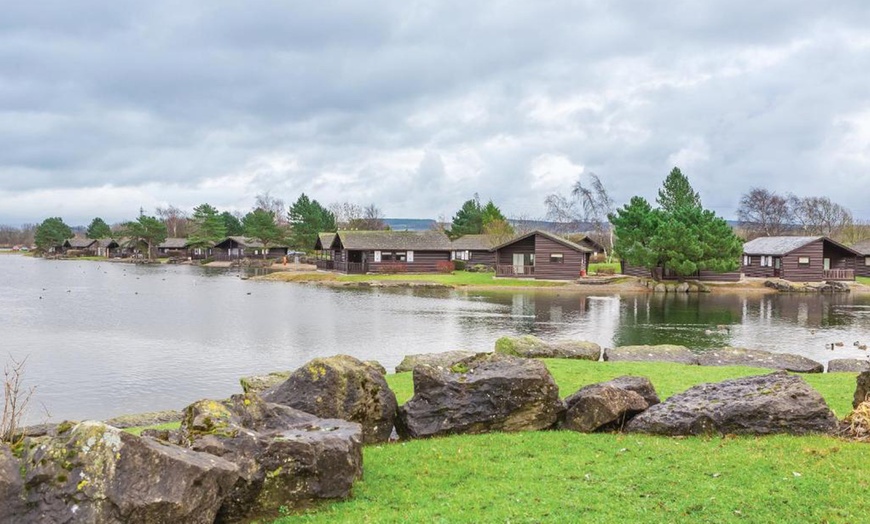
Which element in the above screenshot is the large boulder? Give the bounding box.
[262,354,398,444]
[395,350,478,373]
[697,347,823,373]
[495,335,601,360]
[396,353,563,439]
[854,371,870,408]
[563,376,659,432]
[0,444,24,522]
[829,359,870,373]
[626,372,838,436]
[180,394,363,522]
[604,344,699,365]
[16,421,239,524]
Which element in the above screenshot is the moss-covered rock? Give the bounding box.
[495,335,600,360]
[239,371,292,395]
[604,344,699,365]
[13,421,239,523]
[262,355,398,444]
[396,353,564,439]
[394,350,478,373]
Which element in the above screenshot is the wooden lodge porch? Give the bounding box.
[495,264,535,277]
[824,268,854,281]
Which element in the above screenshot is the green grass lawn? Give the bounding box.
[857,276,870,286]
[337,270,566,287]
[266,360,864,523]
[588,261,621,275]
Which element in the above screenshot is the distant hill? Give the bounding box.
[383,218,439,231]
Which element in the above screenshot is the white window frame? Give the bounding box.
[743,255,750,266]
[374,250,382,262]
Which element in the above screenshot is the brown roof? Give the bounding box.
[490,230,593,253]
[450,234,497,251]
[332,230,452,251]
[743,236,862,257]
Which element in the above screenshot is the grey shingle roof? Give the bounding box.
[450,234,497,251]
[742,236,821,256]
[334,230,452,250]
[158,238,189,249]
[490,230,593,253]
[64,238,97,249]
[851,240,870,255]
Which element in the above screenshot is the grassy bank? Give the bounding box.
[268,360,862,523]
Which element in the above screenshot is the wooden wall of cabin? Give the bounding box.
[781,240,824,281]
[495,236,535,265]
[533,236,586,280]
[742,255,776,278]
[468,250,496,268]
[365,250,450,273]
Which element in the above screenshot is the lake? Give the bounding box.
[3,254,870,424]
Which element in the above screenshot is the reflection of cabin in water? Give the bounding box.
[742,236,859,281]
[213,236,289,261]
[491,230,592,280]
[319,230,453,274]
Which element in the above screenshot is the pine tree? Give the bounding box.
[86,217,112,239]
[188,204,226,249]
[656,167,701,212]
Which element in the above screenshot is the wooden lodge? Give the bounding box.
[62,237,98,255]
[157,238,191,258]
[313,233,338,270]
[449,234,497,268]
[742,236,860,281]
[490,230,592,280]
[320,230,453,274]
[851,240,870,278]
[213,236,289,261]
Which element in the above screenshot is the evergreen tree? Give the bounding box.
[121,215,167,260]
[287,193,336,249]
[220,211,244,236]
[34,217,73,251]
[86,217,112,239]
[188,204,226,249]
[242,209,285,258]
[449,195,510,238]
[608,197,662,273]
[656,167,701,212]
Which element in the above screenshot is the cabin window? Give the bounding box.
[407,251,414,262]
[394,251,407,262]
[374,251,382,262]
[743,255,750,266]
[798,256,810,265]
[866,256,870,267]
[452,250,470,261]
[550,253,564,263]
[381,251,393,261]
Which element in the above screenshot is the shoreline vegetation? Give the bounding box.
[114,359,865,523]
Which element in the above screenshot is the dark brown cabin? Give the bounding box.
[327,230,453,274]
[450,234,497,269]
[851,240,870,278]
[742,236,860,281]
[62,237,98,255]
[157,238,191,258]
[213,236,289,261]
[491,230,592,280]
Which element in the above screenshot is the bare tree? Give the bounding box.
[255,192,287,225]
[2,355,35,444]
[788,194,853,239]
[838,218,870,246]
[328,202,363,229]
[737,187,792,239]
[545,173,615,260]
[329,201,387,230]
[155,204,189,238]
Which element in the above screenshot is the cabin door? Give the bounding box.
[512,253,525,275]
[824,258,831,271]
[774,257,781,277]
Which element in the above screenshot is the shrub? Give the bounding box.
[590,254,607,264]
[435,260,454,273]
[468,264,490,273]
[595,267,616,275]
[453,260,467,271]
[381,262,409,274]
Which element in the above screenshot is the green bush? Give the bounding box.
[453,260,467,270]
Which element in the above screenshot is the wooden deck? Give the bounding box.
[334,261,367,274]
[824,268,854,281]
[495,264,535,277]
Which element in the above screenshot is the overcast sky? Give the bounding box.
[2,1,869,226]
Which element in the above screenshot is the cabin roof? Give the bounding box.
[332,230,452,251]
[490,230,593,253]
[850,240,870,255]
[743,236,861,256]
[214,236,265,249]
[64,237,97,248]
[315,232,336,250]
[96,238,119,248]
[158,237,189,249]
[450,234,497,251]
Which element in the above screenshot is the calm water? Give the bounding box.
[3,254,870,424]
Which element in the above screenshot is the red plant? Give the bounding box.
[435,260,455,273]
